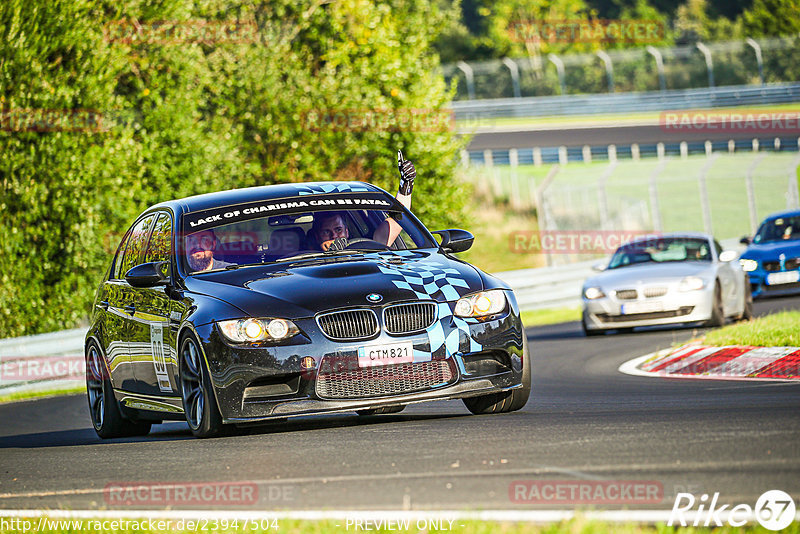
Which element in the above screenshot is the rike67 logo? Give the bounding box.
[669,490,796,530]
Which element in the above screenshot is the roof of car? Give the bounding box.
[624,232,712,245]
[150,181,388,214]
[763,208,800,221]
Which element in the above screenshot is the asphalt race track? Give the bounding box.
[1,296,798,512]
[466,123,778,151]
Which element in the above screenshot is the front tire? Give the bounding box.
[704,281,724,327]
[738,276,753,321]
[179,334,226,438]
[582,312,604,336]
[86,342,151,439]
[463,335,531,415]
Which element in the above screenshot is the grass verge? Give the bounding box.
[703,310,800,347]
[0,385,85,405]
[520,307,582,327]
[457,200,545,273]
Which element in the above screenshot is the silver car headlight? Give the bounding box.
[678,276,706,292]
[454,290,507,318]
[583,286,605,300]
[218,318,299,343]
[739,258,758,272]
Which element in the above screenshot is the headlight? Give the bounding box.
[739,258,758,272]
[218,318,299,343]
[583,287,605,300]
[454,290,507,318]
[678,276,706,292]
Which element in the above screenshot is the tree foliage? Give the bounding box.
[0,0,467,336]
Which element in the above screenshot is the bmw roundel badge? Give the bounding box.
[366,293,383,303]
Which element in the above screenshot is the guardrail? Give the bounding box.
[0,328,85,396]
[451,82,800,120]
[495,261,594,311]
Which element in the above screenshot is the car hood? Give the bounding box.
[183,250,484,318]
[585,261,715,288]
[741,240,800,261]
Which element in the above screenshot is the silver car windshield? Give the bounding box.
[607,237,712,270]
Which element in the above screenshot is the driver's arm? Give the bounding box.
[373,158,415,246]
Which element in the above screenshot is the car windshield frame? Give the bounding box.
[606,237,713,270]
[753,215,800,244]
[178,193,437,275]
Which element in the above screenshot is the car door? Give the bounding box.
[132,211,179,397]
[100,228,137,391]
[116,213,157,394]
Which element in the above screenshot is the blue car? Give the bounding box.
[739,209,800,298]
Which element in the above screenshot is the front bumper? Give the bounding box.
[583,286,714,330]
[192,296,526,423]
[747,269,800,298]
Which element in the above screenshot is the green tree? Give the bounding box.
[0,0,466,337]
[742,0,800,37]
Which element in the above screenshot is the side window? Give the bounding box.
[713,240,723,258]
[119,215,155,279]
[110,229,133,280]
[145,213,173,264]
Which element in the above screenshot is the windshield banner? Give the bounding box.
[183,193,394,232]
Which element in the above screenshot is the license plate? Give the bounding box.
[766,271,800,285]
[621,301,664,315]
[358,341,415,368]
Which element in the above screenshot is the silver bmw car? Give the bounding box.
[582,233,752,335]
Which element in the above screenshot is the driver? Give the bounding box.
[310,155,416,251]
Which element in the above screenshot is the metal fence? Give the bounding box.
[464,148,800,266]
[452,82,800,119]
[443,36,800,101]
[442,36,800,100]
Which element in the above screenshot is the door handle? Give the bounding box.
[124,305,136,315]
[97,301,109,310]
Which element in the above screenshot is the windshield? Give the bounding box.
[607,237,712,270]
[181,204,435,274]
[754,215,800,244]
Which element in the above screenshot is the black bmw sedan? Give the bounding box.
[86,182,530,438]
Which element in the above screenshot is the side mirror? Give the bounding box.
[432,229,474,253]
[739,236,751,245]
[126,261,170,288]
[591,260,607,272]
[719,250,738,263]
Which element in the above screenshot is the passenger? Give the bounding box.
[185,229,233,272]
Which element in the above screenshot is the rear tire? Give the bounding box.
[704,281,724,327]
[179,334,226,438]
[86,342,151,439]
[356,405,405,416]
[463,335,531,415]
